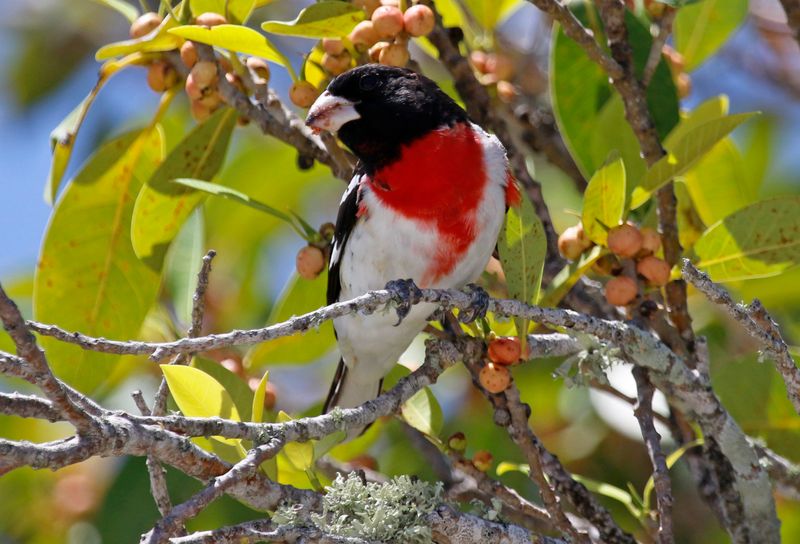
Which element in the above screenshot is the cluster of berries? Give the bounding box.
[469,50,518,103]
[447,432,493,472]
[132,12,270,122]
[289,0,435,109]
[477,334,529,394]
[559,222,671,307]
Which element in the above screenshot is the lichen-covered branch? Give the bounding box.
[683,260,800,416]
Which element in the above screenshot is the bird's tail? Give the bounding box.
[323,359,382,414]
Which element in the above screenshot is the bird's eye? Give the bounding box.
[358,74,380,91]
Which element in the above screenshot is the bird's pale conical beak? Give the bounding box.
[305,91,361,133]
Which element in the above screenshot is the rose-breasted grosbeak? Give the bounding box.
[306,64,519,415]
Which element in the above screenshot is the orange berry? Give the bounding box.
[195,12,227,27]
[246,57,271,82]
[470,51,489,74]
[180,41,198,69]
[676,72,692,99]
[185,74,204,100]
[479,362,511,394]
[496,80,517,103]
[322,51,352,76]
[296,245,326,279]
[605,276,638,306]
[368,41,390,62]
[350,454,379,471]
[289,81,320,108]
[322,38,345,56]
[486,53,514,81]
[488,337,522,365]
[349,20,380,50]
[607,224,643,258]
[640,227,662,255]
[146,61,177,93]
[558,224,592,261]
[637,256,671,286]
[473,450,493,472]
[403,4,435,37]
[191,60,218,88]
[371,6,404,40]
[190,100,213,122]
[130,12,161,39]
[379,42,409,67]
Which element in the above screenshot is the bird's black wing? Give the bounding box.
[327,174,362,306]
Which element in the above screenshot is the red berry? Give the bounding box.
[605,276,638,306]
[487,337,522,365]
[479,362,511,394]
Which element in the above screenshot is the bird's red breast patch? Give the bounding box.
[366,123,488,285]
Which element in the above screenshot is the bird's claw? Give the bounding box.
[458,283,490,323]
[386,278,422,326]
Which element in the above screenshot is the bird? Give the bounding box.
[305,64,520,418]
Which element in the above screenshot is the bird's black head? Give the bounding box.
[305,64,468,170]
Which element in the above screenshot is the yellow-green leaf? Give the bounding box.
[683,138,756,225]
[244,272,335,368]
[96,15,182,60]
[277,411,314,471]
[401,387,443,438]
[45,54,142,204]
[192,356,253,421]
[674,0,748,71]
[168,24,288,67]
[498,194,546,335]
[694,197,800,282]
[582,155,626,245]
[162,364,242,447]
[34,128,164,393]
[631,112,758,208]
[132,107,237,269]
[674,179,705,251]
[251,371,270,424]
[261,1,364,38]
[163,208,206,327]
[665,95,729,148]
[189,0,256,24]
[461,0,520,29]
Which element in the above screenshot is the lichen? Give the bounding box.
[273,472,444,543]
[553,336,622,387]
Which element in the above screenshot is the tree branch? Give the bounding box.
[779,0,800,46]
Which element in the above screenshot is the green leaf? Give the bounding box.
[132,108,237,269]
[34,128,164,393]
[674,179,705,250]
[189,0,256,24]
[251,371,270,424]
[161,364,241,447]
[243,272,335,368]
[674,0,748,71]
[496,461,529,476]
[666,95,729,148]
[91,0,138,23]
[683,138,756,225]
[170,178,307,238]
[539,246,604,308]
[694,197,800,282]
[461,0,521,29]
[498,194,546,335]
[164,208,206,327]
[631,112,758,208]
[45,55,141,204]
[168,24,289,68]
[582,156,626,245]
[551,6,678,178]
[401,387,443,438]
[96,15,182,60]
[261,1,364,38]
[192,356,254,421]
[571,474,641,518]
[277,411,314,471]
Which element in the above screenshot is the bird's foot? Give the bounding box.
[386,278,423,326]
[458,283,490,323]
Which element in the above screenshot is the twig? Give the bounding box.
[683,260,800,416]
[133,390,176,522]
[144,437,285,543]
[632,368,673,543]
[0,391,61,421]
[0,283,96,433]
[169,521,376,544]
[643,8,677,86]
